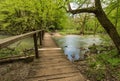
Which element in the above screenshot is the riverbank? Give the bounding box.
[52,32,120,81]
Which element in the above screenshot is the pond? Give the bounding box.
[54,35,102,62]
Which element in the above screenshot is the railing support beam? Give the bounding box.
[33,33,39,58]
[39,31,42,46]
[42,30,45,40]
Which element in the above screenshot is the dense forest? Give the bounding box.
[0,0,120,81]
[0,0,120,51]
[0,0,120,35]
[0,0,68,35]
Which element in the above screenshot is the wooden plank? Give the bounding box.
[28,66,79,78]
[0,30,41,49]
[48,74,85,81]
[25,33,85,81]
[38,48,62,51]
[27,72,81,81]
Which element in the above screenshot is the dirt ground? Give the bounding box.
[0,61,32,81]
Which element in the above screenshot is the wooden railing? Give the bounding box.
[0,30,45,59]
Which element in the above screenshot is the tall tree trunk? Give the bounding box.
[95,0,120,53]
[80,14,87,35]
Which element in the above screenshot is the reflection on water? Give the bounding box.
[56,35,102,62]
[64,47,80,62]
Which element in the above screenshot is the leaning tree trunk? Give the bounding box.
[67,0,120,53]
[95,10,120,53]
[95,0,120,53]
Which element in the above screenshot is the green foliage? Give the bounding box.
[59,29,79,35]
[0,48,18,58]
[100,34,113,45]
[87,49,120,80]
[105,0,120,34]
[0,0,68,35]
[61,0,120,35]
[0,37,34,58]
[87,67,105,81]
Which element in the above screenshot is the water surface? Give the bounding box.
[55,35,102,61]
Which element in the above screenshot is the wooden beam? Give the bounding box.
[33,33,39,58]
[0,30,41,49]
[39,31,42,46]
[42,30,45,40]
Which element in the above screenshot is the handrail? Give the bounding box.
[0,30,45,58]
[0,30,40,48]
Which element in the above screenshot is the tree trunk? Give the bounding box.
[67,0,120,53]
[95,0,120,53]
[80,14,87,35]
[95,10,120,53]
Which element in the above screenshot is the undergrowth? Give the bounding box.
[86,49,120,81]
[0,37,34,58]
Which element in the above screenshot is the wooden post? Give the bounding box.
[42,30,44,40]
[39,31,42,46]
[33,33,39,58]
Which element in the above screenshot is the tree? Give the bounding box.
[0,0,68,34]
[67,0,120,54]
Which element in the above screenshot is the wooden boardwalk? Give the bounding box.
[26,33,85,81]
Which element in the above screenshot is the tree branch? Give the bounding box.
[57,6,68,12]
[69,7,96,14]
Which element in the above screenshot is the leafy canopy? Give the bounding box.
[0,0,68,35]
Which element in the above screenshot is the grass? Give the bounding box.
[0,37,35,58]
[0,35,11,39]
[86,49,120,81]
[58,29,80,35]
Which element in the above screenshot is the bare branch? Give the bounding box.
[57,6,68,12]
[69,7,96,14]
[68,3,72,11]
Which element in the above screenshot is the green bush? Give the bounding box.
[87,49,120,80]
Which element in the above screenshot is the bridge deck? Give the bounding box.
[26,33,85,81]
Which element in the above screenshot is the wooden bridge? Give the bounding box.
[0,30,85,81]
